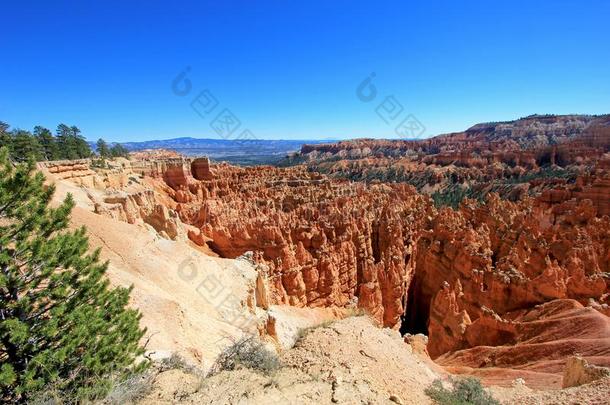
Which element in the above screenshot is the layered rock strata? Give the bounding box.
[50,114,610,387]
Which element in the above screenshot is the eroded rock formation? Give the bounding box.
[50,113,610,387]
[413,195,610,358]
[562,356,610,388]
[285,114,610,205]
[118,152,609,387]
[165,164,433,327]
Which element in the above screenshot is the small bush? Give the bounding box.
[159,353,189,371]
[425,377,499,405]
[90,158,108,169]
[27,371,155,405]
[102,371,156,405]
[209,336,279,375]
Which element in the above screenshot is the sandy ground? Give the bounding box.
[140,316,442,404]
[49,174,264,367]
[141,316,610,404]
[490,377,610,404]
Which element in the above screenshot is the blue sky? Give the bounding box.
[1,1,609,142]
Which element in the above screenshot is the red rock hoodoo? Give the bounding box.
[87,114,610,387]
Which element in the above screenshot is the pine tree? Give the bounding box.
[96,138,110,158]
[33,126,59,161]
[0,122,10,151]
[70,126,92,159]
[110,144,129,158]
[0,148,147,402]
[56,124,91,160]
[55,124,75,159]
[9,130,43,162]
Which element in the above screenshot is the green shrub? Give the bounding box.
[90,158,108,169]
[425,377,499,405]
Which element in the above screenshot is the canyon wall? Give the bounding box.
[51,114,610,387]
[121,156,609,382]
[415,195,610,361]
[161,164,433,327]
[287,114,610,206]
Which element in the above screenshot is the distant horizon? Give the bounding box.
[11,111,609,144]
[117,136,341,143]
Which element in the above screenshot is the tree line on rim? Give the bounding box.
[0,121,129,162]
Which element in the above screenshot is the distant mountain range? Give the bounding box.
[90,137,334,166]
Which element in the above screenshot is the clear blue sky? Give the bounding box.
[1,0,609,142]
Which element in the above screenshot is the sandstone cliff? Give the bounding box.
[285,114,610,206]
[40,114,610,388]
